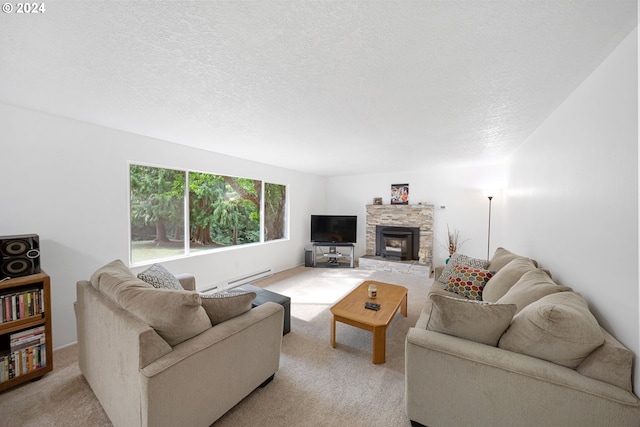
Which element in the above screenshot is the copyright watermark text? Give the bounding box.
[3,2,46,13]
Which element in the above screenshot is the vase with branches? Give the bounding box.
[446,225,470,260]
[447,225,459,257]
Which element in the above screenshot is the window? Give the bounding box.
[129,164,287,264]
[130,165,186,263]
[264,182,287,241]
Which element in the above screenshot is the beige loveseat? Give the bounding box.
[405,248,640,427]
[75,260,284,427]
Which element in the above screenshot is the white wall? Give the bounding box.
[326,28,639,391]
[0,103,326,348]
[325,164,508,266]
[505,28,639,388]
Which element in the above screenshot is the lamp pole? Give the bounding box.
[487,196,493,260]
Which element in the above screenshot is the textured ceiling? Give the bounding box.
[0,1,636,176]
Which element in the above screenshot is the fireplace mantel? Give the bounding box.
[365,204,434,265]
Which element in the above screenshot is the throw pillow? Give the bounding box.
[116,286,212,346]
[426,294,516,346]
[90,259,131,289]
[90,259,152,302]
[498,292,605,369]
[200,290,257,326]
[444,264,494,301]
[496,269,572,313]
[486,247,538,272]
[438,252,488,284]
[576,329,634,393]
[137,264,183,290]
[481,258,537,303]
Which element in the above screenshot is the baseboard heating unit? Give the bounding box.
[201,268,273,293]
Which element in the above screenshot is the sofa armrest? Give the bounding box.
[405,327,640,426]
[142,302,283,376]
[175,273,196,291]
[75,280,174,426]
[139,302,284,426]
[433,265,444,281]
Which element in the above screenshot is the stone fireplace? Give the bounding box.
[364,204,434,266]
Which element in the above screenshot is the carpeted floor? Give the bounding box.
[0,266,432,426]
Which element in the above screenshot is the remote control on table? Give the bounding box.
[364,302,380,310]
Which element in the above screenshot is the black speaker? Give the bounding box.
[0,234,41,280]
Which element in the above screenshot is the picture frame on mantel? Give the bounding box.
[391,183,409,205]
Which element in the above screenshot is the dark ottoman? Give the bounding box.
[237,284,291,335]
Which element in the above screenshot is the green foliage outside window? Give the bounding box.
[130,164,286,264]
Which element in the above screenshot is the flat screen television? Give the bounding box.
[310,215,357,244]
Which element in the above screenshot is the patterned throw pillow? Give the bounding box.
[438,252,488,284]
[444,264,494,301]
[137,264,183,290]
[200,290,257,325]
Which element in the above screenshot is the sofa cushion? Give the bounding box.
[486,247,538,272]
[90,259,153,300]
[137,264,183,290]
[200,290,257,326]
[438,252,488,284]
[427,294,516,346]
[116,286,212,346]
[498,292,605,368]
[482,258,537,302]
[496,269,572,313]
[444,264,494,301]
[576,328,634,393]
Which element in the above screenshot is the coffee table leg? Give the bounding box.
[331,315,336,348]
[401,293,408,317]
[372,326,386,364]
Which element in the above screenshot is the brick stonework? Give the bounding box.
[365,204,434,265]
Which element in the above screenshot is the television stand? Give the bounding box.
[312,243,355,268]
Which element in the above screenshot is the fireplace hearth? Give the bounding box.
[376,225,420,261]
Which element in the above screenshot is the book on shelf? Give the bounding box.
[0,288,44,323]
[0,344,46,382]
[0,325,47,383]
[10,325,46,350]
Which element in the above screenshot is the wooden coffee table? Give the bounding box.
[330,280,408,364]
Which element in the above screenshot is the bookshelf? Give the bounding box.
[0,271,53,391]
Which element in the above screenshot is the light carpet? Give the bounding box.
[0,266,432,427]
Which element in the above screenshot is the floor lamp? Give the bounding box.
[486,195,493,260]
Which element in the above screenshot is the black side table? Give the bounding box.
[236,284,291,335]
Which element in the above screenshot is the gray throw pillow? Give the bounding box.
[576,328,634,392]
[116,287,212,346]
[90,259,152,301]
[438,253,488,284]
[496,269,572,313]
[200,291,257,326]
[481,258,537,302]
[426,294,516,346]
[498,292,605,368]
[486,247,538,271]
[137,264,183,290]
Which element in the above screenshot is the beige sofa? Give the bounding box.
[405,248,640,427]
[75,260,284,427]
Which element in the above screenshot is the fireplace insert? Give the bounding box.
[375,225,420,261]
